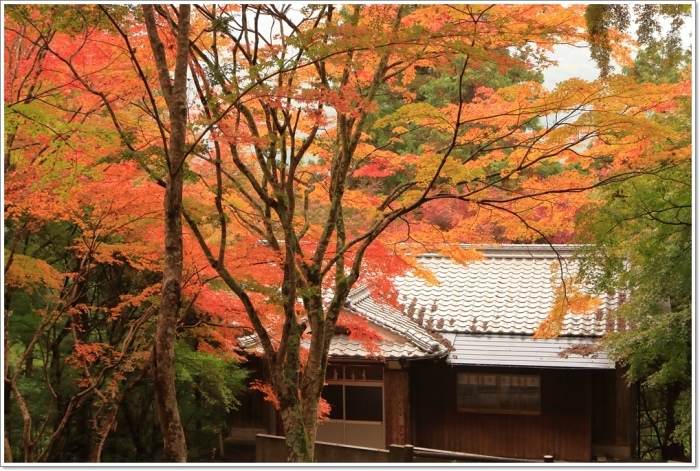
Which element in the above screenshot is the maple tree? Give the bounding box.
[163,4,688,461]
[4,11,145,462]
[3,5,247,462]
[4,7,153,461]
[4,4,692,463]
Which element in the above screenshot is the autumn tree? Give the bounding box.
[5,4,690,463]
[163,4,684,461]
[3,6,165,461]
[4,5,247,462]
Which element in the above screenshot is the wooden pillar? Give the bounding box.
[384,369,411,446]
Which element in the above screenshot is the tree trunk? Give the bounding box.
[4,432,12,463]
[87,404,120,462]
[279,403,314,462]
[277,381,324,462]
[142,4,191,462]
[4,296,12,463]
[152,176,188,461]
[10,381,33,462]
[661,383,685,461]
[273,344,327,462]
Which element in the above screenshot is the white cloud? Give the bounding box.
[543,44,599,90]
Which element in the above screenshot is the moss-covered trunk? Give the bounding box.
[270,321,327,463]
[279,404,314,462]
[276,381,324,462]
[142,4,191,462]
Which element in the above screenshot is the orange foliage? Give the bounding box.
[534,275,601,339]
[338,312,383,358]
[4,4,690,453]
[249,380,331,424]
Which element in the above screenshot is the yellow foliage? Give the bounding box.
[4,251,63,292]
[534,274,600,339]
[437,245,484,266]
[404,258,441,286]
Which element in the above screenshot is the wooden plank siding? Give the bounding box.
[227,357,275,433]
[410,362,594,462]
[591,368,636,459]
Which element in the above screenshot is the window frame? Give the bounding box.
[456,372,541,415]
[322,363,385,424]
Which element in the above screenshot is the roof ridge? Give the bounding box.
[415,244,580,260]
[346,285,372,304]
[345,295,448,356]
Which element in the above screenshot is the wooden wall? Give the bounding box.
[410,362,594,462]
[227,357,277,437]
[591,368,636,459]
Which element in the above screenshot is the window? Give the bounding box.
[457,373,540,414]
[317,363,385,448]
[322,364,384,422]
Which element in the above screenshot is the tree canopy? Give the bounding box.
[3,3,693,463]
[576,37,692,460]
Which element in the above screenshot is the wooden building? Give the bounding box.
[230,245,637,462]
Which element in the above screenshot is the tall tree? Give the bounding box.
[4,5,249,463]
[141,4,192,462]
[3,6,165,461]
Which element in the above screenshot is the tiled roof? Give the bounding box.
[443,333,615,369]
[344,286,449,355]
[352,244,624,338]
[312,335,432,359]
[236,286,449,360]
[239,245,624,364]
[237,334,260,350]
[239,332,438,360]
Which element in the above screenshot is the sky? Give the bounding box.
[543,44,599,89]
[543,6,695,89]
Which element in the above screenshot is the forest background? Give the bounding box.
[2,3,692,463]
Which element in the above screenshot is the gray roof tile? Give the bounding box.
[345,286,449,355]
[316,335,429,359]
[351,244,622,338]
[446,334,615,369]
